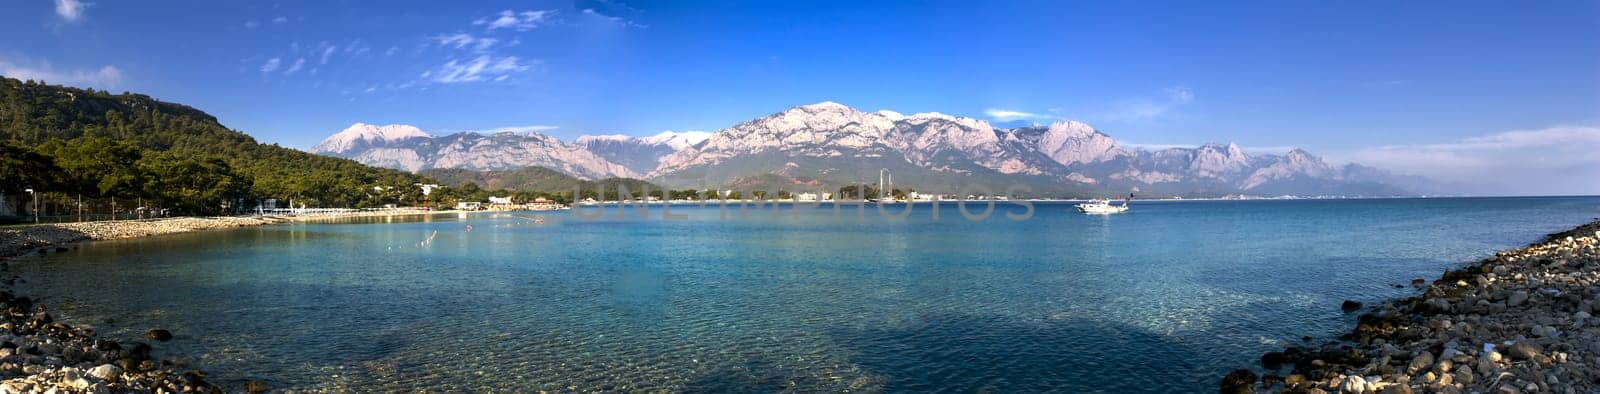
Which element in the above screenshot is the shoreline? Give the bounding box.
[0,209,447,259]
[1223,220,1600,393]
[0,210,446,392]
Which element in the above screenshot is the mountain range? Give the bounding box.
[309,102,1420,197]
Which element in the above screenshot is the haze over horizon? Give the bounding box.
[2,0,1596,195]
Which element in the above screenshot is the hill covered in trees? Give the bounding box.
[0,77,429,214]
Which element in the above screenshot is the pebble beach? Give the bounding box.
[1224,220,1600,394]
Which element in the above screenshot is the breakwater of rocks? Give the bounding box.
[1223,220,1600,394]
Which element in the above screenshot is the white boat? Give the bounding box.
[1076,193,1133,214]
[874,168,899,203]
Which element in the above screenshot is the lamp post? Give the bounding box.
[24,188,37,224]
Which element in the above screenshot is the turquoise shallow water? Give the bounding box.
[13,197,1600,392]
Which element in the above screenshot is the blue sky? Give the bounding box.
[3,1,1598,192]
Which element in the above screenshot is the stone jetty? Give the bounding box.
[1224,220,1600,393]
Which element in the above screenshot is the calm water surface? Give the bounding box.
[14,197,1600,392]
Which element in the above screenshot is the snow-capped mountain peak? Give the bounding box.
[903,111,990,131]
[641,130,712,150]
[310,123,430,154]
[797,101,852,111]
[874,110,906,121]
[574,134,632,144]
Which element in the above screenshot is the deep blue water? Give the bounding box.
[14,197,1600,392]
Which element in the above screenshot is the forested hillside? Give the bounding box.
[0,77,429,214]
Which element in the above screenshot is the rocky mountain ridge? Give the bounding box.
[309,102,1419,196]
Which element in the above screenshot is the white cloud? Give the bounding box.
[54,0,87,22]
[1103,86,1195,122]
[283,58,304,75]
[1165,86,1194,104]
[1340,125,1600,195]
[427,55,533,83]
[476,10,554,31]
[318,44,336,64]
[259,57,281,73]
[272,16,288,24]
[431,33,498,52]
[384,46,399,57]
[343,40,370,56]
[244,21,260,29]
[581,8,641,27]
[984,109,1053,122]
[0,59,122,88]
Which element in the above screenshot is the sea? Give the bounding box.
[14,197,1600,392]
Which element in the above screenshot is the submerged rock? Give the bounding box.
[1343,300,1364,311]
[245,380,270,393]
[1220,369,1256,394]
[144,329,172,342]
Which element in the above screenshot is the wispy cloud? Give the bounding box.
[581,8,643,28]
[283,58,305,75]
[1165,86,1193,104]
[343,40,370,56]
[474,10,555,31]
[54,0,87,22]
[1340,125,1600,195]
[244,20,260,29]
[0,58,122,88]
[1103,86,1194,122]
[272,16,288,24]
[423,55,533,83]
[259,57,281,73]
[431,33,498,52]
[984,109,1053,122]
[318,43,336,64]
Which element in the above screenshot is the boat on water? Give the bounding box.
[874,168,899,203]
[1076,193,1133,214]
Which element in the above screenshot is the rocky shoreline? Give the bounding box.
[0,210,442,259]
[0,211,441,393]
[0,217,285,259]
[1223,220,1600,394]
